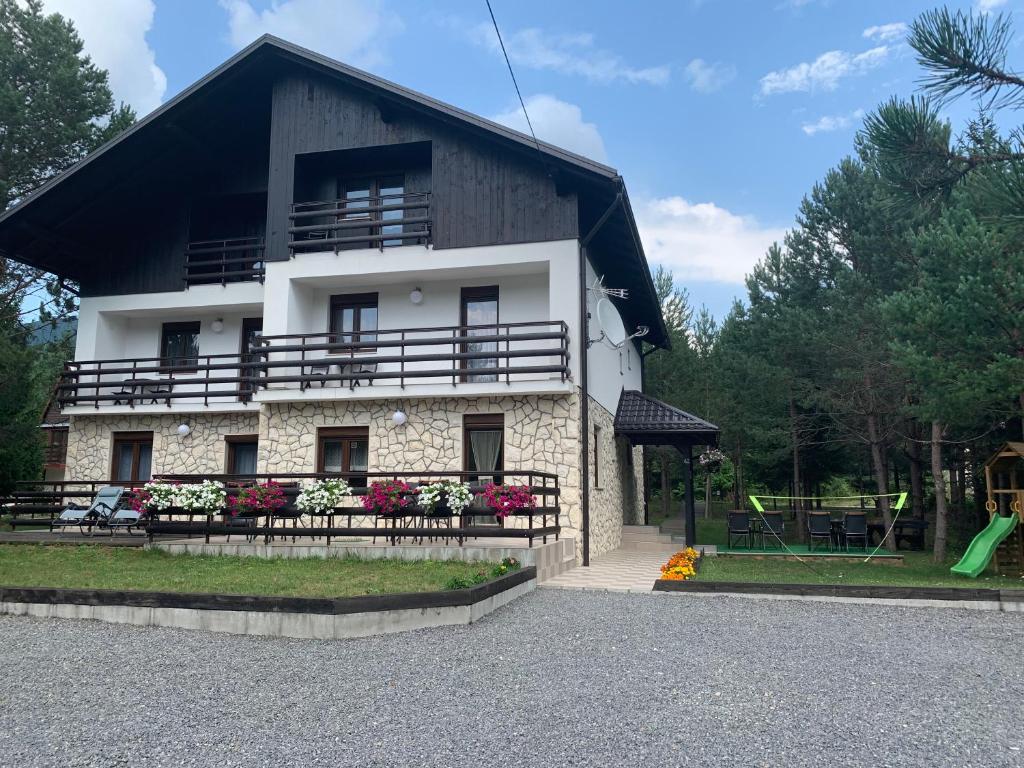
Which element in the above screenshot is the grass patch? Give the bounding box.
[696,551,1024,590]
[0,545,494,598]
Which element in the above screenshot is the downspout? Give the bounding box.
[578,189,622,566]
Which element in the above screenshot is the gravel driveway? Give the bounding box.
[1,591,1022,768]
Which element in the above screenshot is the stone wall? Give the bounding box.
[258,394,583,543]
[65,412,261,481]
[587,397,644,558]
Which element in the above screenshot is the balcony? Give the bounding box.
[57,353,258,408]
[56,321,569,409]
[288,192,430,253]
[253,321,569,392]
[184,236,265,286]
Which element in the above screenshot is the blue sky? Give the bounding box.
[43,0,1022,320]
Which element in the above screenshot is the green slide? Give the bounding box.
[950,514,1019,578]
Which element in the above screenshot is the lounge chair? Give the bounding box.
[807,512,833,552]
[50,486,125,535]
[759,511,785,549]
[727,511,752,549]
[843,512,868,551]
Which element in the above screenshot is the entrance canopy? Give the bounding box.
[613,390,719,448]
[614,390,720,546]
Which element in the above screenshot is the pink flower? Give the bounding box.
[361,480,412,515]
[478,483,536,519]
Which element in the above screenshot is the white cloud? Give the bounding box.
[220,0,403,68]
[976,0,1008,12]
[863,22,907,43]
[801,108,865,136]
[491,95,607,163]
[635,197,787,284]
[43,0,166,115]
[471,24,669,85]
[684,59,736,93]
[759,46,890,96]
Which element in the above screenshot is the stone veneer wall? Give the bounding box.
[258,394,583,547]
[587,397,645,558]
[65,412,261,481]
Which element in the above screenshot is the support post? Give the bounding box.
[683,444,696,547]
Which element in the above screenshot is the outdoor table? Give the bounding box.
[114,377,174,405]
[829,519,845,547]
[748,517,764,548]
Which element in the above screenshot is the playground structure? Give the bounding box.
[951,442,1024,578]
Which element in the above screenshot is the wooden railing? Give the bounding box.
[252,320,570,390]
[56,352,258,408]
[184,236,265,286]
[288,192,430,252]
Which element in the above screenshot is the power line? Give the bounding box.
[485,0,543,158]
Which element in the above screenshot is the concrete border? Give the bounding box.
[0,567,536,639]
[654,579,1024,612]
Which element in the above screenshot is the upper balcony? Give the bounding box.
[288,192,431,254]
[184,236,265,287]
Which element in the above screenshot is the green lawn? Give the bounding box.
[697,551,1024,589]
[0,545,493,598]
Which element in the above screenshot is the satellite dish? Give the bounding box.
[596,298,626,347]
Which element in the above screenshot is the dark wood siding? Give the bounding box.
[266,72,578,261]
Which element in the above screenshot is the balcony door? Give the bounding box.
[461,286,499,383]
[239,318,262,400]
[329,293,378,357]
[337,175,405,250]
[112,432,153,483]
[464,415,504,525]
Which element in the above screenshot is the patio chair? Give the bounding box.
[50,486,125,535]
[758,511,785,549]
[727,511,752,549]
[807,512,833,552]
[843,512,869,552]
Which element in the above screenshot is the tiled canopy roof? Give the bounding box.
[613,390,719,445]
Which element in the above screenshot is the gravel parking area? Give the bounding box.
[1,591,1022,767]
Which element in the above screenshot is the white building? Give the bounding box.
[0,36,690,562]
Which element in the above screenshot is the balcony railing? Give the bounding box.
[184,236,265,286]
[55,321,569,407]
[252,320,570,391]
[56,353,258,408]
[288,192,430,253]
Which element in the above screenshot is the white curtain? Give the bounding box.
[470,429,502,481]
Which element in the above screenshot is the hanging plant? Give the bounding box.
[361,480,412,515]
[478,483,536,519]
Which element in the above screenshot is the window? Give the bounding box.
[160,321,200,371]
[464,414,504,481]
[317,427,370,487]
[226,435,259,475]
[594,426,602,488]
[330,293,378,350]
[111,432,153,482]
[337,175,406,249]
[461,286,499,383]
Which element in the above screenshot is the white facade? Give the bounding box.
[66,239,639,414]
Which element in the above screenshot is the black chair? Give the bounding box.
[759,511,785,549]
[807,512,833,552]
[843,512,868,551]
[727,511,752,549]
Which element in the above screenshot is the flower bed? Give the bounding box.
[659,547,701,581]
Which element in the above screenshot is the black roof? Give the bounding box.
[0,35,669,347]
[614,390,719,446]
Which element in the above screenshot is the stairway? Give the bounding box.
[619,525,681,553]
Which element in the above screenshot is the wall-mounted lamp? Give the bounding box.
[409,288,423,305]
[210,318,224,334]
[391,410,408,427]
[176,424,191,437]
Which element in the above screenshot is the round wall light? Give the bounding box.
[409,288,423,305]
[210,318,225,334]
[392,410,407,427]
[176,424,191,437]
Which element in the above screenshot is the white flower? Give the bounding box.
[174,480,226,512]
[296,478,352,514]
[417,480,473,514]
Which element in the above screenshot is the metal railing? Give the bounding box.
[56,353,259,408]
[184,236,265,286]
[288,192,430,252]
[252,320,570,390]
